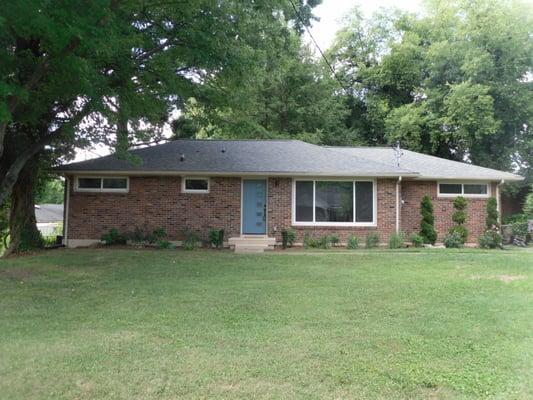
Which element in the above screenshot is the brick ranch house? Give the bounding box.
[57,140,523,251]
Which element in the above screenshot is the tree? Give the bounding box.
[0,0,319,253]
[420,195,437,244]
[173,33,350,145]
[331,0,532,177]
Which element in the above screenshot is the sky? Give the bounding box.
[74,0,424,162]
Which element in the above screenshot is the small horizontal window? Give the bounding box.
[75,177,128,192]
[438,182,489,197]
[183,178,209,193]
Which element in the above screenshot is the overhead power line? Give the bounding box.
[287,0,347,91]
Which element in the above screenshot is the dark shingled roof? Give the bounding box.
[57,139,417,177]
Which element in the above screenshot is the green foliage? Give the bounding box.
[410,233,424,248]
[444,231,464,248]
[486,197,499,229]
[156,240,175,249]
[35,179,64,204]
[101,229,126,246]
[182,231,200,251]
[347,234,359,249]
[524,187,533,216]
[478,227,503,249]
[208,229,225,249]
[127,227,167,246]
[365,232,380,249]
[329,234,340,247]
[502,213,528,225]
[303,233,318,249]
[511,222,529,237]
[420,195,437,244]
[330,0,533,180]
[449,196,468,244]
[281,229,296,249]
[388,231,405,249]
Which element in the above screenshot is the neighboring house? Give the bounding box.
[35,204,64,236]
[56,140,523,251]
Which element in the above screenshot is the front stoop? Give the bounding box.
[228,236,276,253]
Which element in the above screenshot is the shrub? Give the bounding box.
[303,233,319,249]
[365,232,380,248]
[347,234,359,249]
[449,225,468,244]
[156,240,175,249]
[511,221,528,237]
[128,227,167,246]
[317,235,333,249]
[388,231,405,249]
[281,229,296,249]
[182,231,200,250]
[410,233,424,248]
[101,228,126,245]
[329,234,340,247]
[444,231,464,248]
[208,229,225,248]
[486,197,499,229]
[524,185,533,216]
[478,228,503,249]
[449,196,468,244]
[420,195,437,244]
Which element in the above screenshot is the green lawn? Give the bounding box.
[1,248,532,399]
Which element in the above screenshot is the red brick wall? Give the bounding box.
[67,175,495,245]
[267,178,397,244]
[67,176,241,241]
[401,181,497,243]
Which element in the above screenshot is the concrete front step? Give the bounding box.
[229,236,276,253]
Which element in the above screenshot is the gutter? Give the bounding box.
[396,176,402,234]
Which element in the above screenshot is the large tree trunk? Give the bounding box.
[5,155,43,255]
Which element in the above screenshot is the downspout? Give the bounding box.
[496,179,505,225]
[64,176,70,246]
[396,176,402,233]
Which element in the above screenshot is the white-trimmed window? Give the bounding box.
[292,179,376,226]
[75,176,129,192]
[182,177,209,193]
[438,182,489,198]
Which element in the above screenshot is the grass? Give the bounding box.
[1,248,532,399]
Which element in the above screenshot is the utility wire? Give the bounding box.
[287,0,348,91]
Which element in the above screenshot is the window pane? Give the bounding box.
[439,183,462,194]
[103,178,127,189]
[78,178,101,189]
[315,181,353,222]
[185,179,208,191]
[295,181,313,222]
[464,184,487,195]
[355,181,374,222]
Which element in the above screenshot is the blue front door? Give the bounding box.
[242,179,267,234]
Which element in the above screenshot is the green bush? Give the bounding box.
[317,235,332,249]
[156,240,175,249]
[101,228,126,245]
[281,229,296,249]
[420,195,437,244]
[208,229,225,248]
[388,231,405,249]
[303,233,319,249]
[410,233,424,247]
[478,228,503,249]
[128,227,167,246]
[449,196,468,244]
[486,197,499,228]
[329,234,340,247]
[511,221,528,237]
[182,231,200,250]
[444,231,464,248]
[502,213,528,224]
[365,232,380,249]
[524,185,533,216]
[449,225,468,244]
[347,234,359,249]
